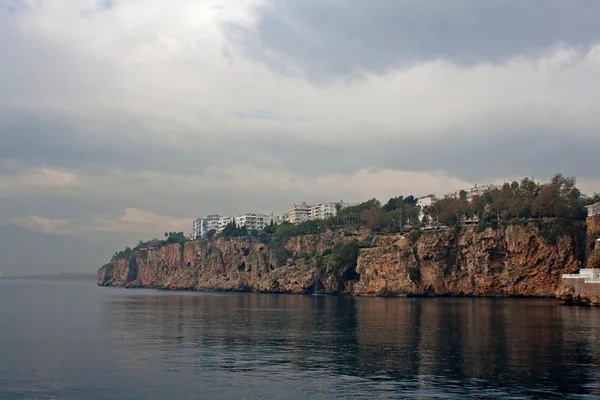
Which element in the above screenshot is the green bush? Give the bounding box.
[476,222,490,233]
[112,246,134,261]
[332,240,360,269]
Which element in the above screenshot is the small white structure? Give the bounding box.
[586,202,600,218]
[562,268,600,283]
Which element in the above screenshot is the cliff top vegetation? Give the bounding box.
[111,173,597,260]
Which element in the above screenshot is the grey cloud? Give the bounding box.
[2,106,599,187]
[225,0,600,81]
[0,108,279,175]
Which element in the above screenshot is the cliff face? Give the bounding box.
[588,215,600,237]
[98,222,584,297]
[555,215,600,305]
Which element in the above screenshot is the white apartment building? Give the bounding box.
[417,194,437,221]
[215,216,234,231]
[310,202,337,220]
[193,215,237,239]
[284,201,348,224]
[193,200,349,237]
[193,214,221,239]
[288,202,312,224]
[193,213,276,238]
[235,213,274,231]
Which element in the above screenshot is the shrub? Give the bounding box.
[476,222,490,233]
[332,240,360,269]
[321,249,332,257]
[407,229,423,244]
[271,242,291,266]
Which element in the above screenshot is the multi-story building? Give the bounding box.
[215,216,234,231]
[193,215,238,239]
[416,194,437,221]
[193,200,349,236]
[310,202,337,220]
[193,214,221,239]
[235,213,274,231]
[288,202,312,224]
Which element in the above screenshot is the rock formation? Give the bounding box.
[556,215,600,305]
[98,222,585,297]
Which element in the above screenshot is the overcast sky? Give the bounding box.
[1,0,599,274]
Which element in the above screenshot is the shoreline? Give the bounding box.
[97,283,560,299]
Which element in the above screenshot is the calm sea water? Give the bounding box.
[1,281,600,399]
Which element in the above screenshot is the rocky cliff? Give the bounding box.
[555,215,600,305]
[98,222,585,297]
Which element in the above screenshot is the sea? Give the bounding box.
[1,280,600,399]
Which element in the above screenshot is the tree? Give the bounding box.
[263,222,277,234]
[220,222,247,238]
[361,209,387,232]
[534,174,583,219]
[335,202,343,214]
[205,229,217,241]
[163,232,186,244]
[383,196,403,212]
[403,195,417,205]
[469,195,487,220]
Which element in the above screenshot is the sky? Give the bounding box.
[1,0,600,275]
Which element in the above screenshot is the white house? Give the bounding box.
[562,268,600,283]
[587,202,600,218]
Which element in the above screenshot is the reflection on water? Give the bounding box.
[2,281,600,399]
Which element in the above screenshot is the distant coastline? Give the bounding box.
[0,272,97,282]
